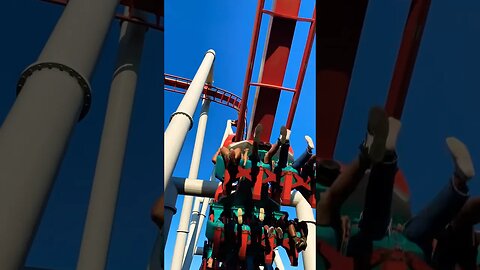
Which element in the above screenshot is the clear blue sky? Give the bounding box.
[164,0,315,269]
[0,2,163,270]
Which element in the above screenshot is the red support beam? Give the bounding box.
[164,74,242,111]
[235,0,266,142]
[385,0,431,119]
[248,0,301,142]
[286,6,316,129]
[316,0,369,160]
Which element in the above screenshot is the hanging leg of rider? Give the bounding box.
[404,137,474,257]
[358,151,398,240]
[317,154,370,225]
[292,147,312,172]
[403,178,469,258]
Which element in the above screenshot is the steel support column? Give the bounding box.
[273,248,285,270]
[171,99,211,270]
[76,9,148,270]
[290,191,315,270]
[164,50,215,191]
[183,194,210,270]
[285,6,316,129]
[0,0,119,268]
[183,197,202,263]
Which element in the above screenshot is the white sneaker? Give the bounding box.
[259,208,265,222]
[237,208,244,225]
[268,226,275,238]
[285,129,291,142]
[305,135,314,150]
[385,117,401,151]
[446,137,475,180]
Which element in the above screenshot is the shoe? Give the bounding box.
[268,226,275,238]
[305,135,314,150]
[276,227,284,239]
[254,124,263,143]
[446,137,475,180]
[385,117,401,151]
[259,208,265,222]
[285,129,291,142]
[237,208,244,225]
[296,237,307,251]
[364,107,389,163]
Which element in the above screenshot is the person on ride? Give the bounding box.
[317,106,401,269]
[264,127,315,174]
[270,213,308,251]
[292,135,315,176]
[403,137,479,270]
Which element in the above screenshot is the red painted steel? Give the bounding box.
[247,0,301,142]
[39,0,163,31]
[249,82,296,93]
[316,0,369,160]
[236,0,315,142]
[164,74,242,111]
[261,9,314,22]
[235,0,266,142]
[286,6,316,129]
[385,0,431,119]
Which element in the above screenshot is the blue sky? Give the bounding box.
[164,0,315,269]
[0,2,163,270]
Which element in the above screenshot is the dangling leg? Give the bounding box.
[250,124,263,165]
[358,117,401,239]
[275,128,291,173]
[264,126,288,166]
[292,135,314,172]
[348,117,401,269]
[317,106,389,225]
[404,137,474,261]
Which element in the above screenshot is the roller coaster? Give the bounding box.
[163,0,316,269]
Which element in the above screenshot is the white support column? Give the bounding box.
[273,248,285,270]
[76,9,148,270]
[183,119,233,269]
[164,177,219,236]
[0,0,119,268]
[170,98,210,270]
[290,191,316,270]
[163,183,178,245]
[182,196,210,270]
[183,197,202,262]
[164,50,215,191]
[194,247,204,256]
